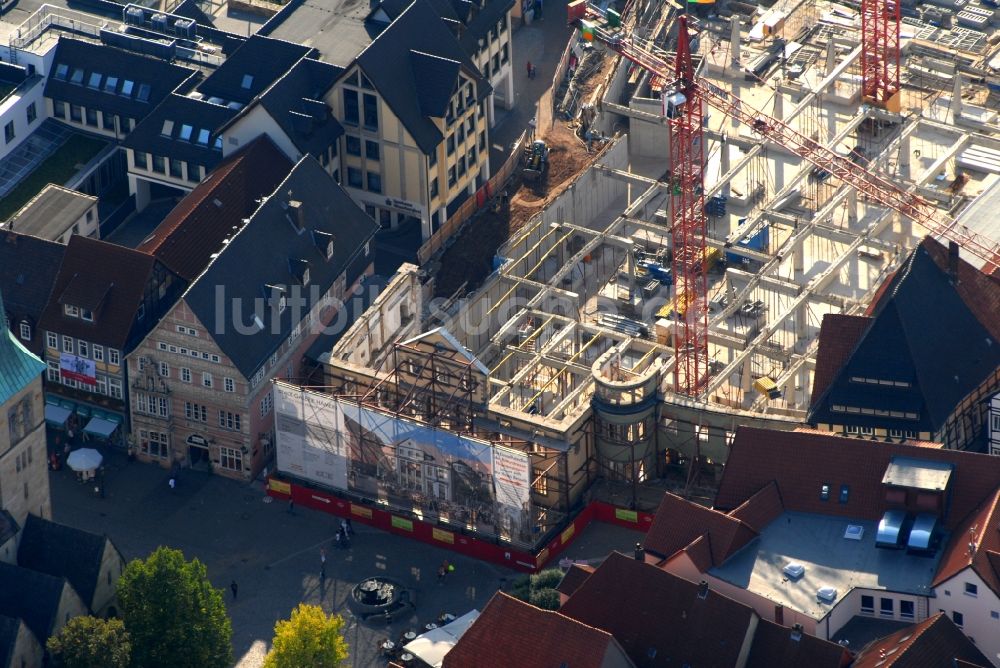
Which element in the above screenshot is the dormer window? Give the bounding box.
[241,74,254,90]
[64,304,79,317]
[327,240,334,259]
[81,309,94,322]
[302,268,310,287]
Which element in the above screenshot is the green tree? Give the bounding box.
[47,616,131,668]
[117,546,232,668]
[263,604,349,668]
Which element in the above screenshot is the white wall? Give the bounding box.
[935,570,1000,665]
[223,106,300,163]
[0,79,47,162]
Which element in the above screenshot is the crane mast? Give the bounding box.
[860,0,902,111]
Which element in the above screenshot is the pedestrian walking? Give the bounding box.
[526,60,533,79]
[345,518,353,536]
[168,477,176,492]
[335,531,342,548]
[320,550,327,579]
[340,518,348,537]
[437,565,446,583]
[230,581,238,599]
[287,498,295,514]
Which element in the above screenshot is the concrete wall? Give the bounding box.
[935,570,1000,661]
[629,96,667,161]
[0,377,52,527]
[0,78,46,163]
[53,583,89,637]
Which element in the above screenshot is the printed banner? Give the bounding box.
[432,527,455,544]
[615,508,638,523]
[267,478,291,494]
[493,446,532,543]
[60,353,96,385]
[391,516,413,532]
[350,504,373,519]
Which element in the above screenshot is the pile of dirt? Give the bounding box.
[433,122,600,299]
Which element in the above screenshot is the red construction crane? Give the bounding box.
[860,0,902,110]
[567,6,1000,395]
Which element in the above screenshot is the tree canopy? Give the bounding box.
[117,546,232,668]
[263,604,349,668]
[47,616,131,668]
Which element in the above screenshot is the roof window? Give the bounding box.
[70,68,84,85]
[54,64,68,80]
[137,83,151,102]
[161,120,174,137]
[104,76,118,93]
[240,74,254,90]
[87,72,102,89]
[121,80,135,97]
[196,128,210,146]
[179,124,193,141]
[820,484,830,501]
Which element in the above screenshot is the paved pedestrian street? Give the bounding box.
[50,450,642,666]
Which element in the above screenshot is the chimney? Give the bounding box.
[288,200,305,232]
[791,623,803,642]
[948,241,960,278]
[634,542,645,562]
[697,580,709,600]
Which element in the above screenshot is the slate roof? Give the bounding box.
[745,619,851,668]
[850,613,991,668]
[643,492,758,565]
[263,0,387,68]
[37,236,158,350]
[0,616,24,668]
[0,290,45,405]
[810,313,871,408]
[355,0,491,154]
[715,427,1000,534]
[809,238,1000,432]
[17,515,112,610]
[559,552,757,668]
[44,39,195,123]
[0,231,65,353]
[443,592,621,668]
[0,512,18,548]
[555,563,594,597]
[456,0,515,56]
[138,136,293,281]
[123,94,236,167]
[256,58,344,160]
[0,562,67,641]
[197,35,312,106]
[182,156,379,379]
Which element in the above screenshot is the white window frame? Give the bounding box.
[159,361,169,377]
[202,372,213,388]
[181,367,191,383]
[18,322,31,341]
[224,377,235,393]
[109,349,120,366]
[63,304,79,318]
[219,446,242,471]
[46,360,59,382]
[47,332,58,349]
[109,378,123,399]
[78,341,88,358]
[260,390,273,417]
[92,345,104,362]
[62,335,73,353]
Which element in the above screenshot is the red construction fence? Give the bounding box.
[267,476,655,573]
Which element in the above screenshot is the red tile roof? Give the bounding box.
[643,492,757,565]
[715,427,1000,535]
[850,613,991,668]
[560,552,756,667]
[810,313,871,408]
[556,564,594,597]
[443,592,623,668]
[729,481,784,532]
[933,487,1000,594]
[37,236,158,349]
[745,619,851,668]
[138,136,292,281]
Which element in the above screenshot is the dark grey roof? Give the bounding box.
[0,232,66,353]
[356,0,491,154]
[0,512,18,548]
[809,241,1000,432]
[0,562,66,641]
[123,94,235,167]
[44,38,195,123]
[412,51,461,117]
[457,0,515,55]
[5,185,96,241]
[183,156,379,378]
[264,0,384,68]
[198,35,312,105]
[17,515,111,610]
[172,0,216,27]
[0,615,23,668]
[257,59,344,160]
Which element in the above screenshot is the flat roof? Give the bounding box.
[710,512,942,621]
[266,0,380,68]
[4,184,96,239]
[881,456,953,492]
[951,173,1000,271]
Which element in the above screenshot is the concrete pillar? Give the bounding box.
[847,188,858,225]
[825,40,836,75]
[741,356,754,391]
[795,302,808,340]
[793,242,804,274]
[772,88,784,120]
[720,143,731,198]
[730,16,741,68]
[899,134,911,181]
[505,71,514,111]
[951,73,963,121]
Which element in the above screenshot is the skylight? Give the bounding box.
[240,74,254,90]
[104,76,118,93]
[214,136,223,150]
[121,80,135,97]
[196,129,210,146]
[179,124,193,141]
[161,120,174,137]
[87,72,102,89]
[136,83,151,102]
[70,68,84,85]
[53,64,68,80]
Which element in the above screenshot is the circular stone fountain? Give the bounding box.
[348,576,416,621]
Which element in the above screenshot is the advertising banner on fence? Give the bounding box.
[274,384,349,489]
[493,445,532,543]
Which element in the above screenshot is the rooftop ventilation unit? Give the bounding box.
[844,524,864,541]
[816,587,838,604]
[782,563,805,579]
[150,13,168,32]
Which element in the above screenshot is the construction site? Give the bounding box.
[278,0,1000,555]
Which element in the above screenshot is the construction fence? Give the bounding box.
[417,129,528,265]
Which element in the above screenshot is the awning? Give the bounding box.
[58,399,76,411]
[83,417,118,439]
[403,610,480,667]
[45,404,72,427]
[75,405,92,418]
